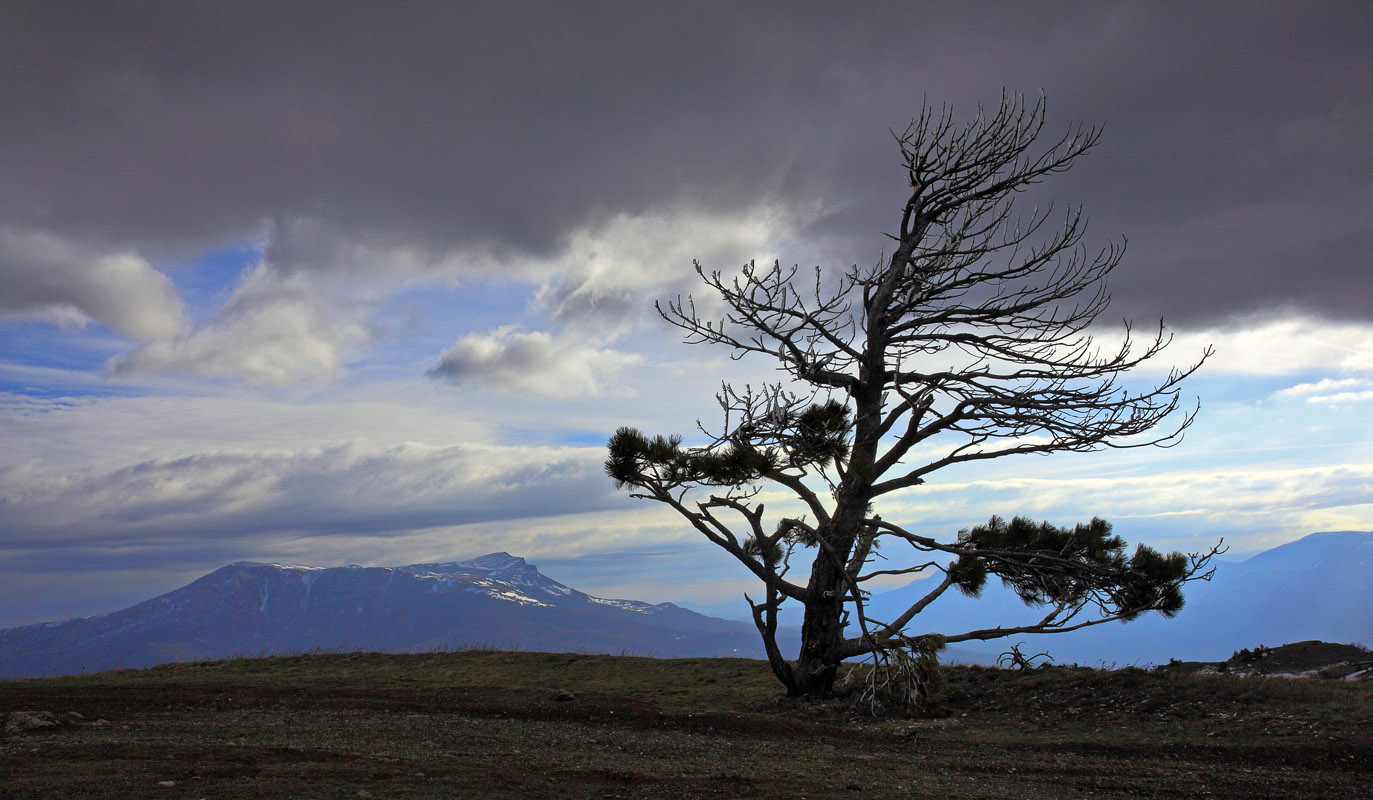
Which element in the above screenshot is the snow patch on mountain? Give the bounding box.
[588,597,653,614]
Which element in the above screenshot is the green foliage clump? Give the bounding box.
[606,427,777,489]
[605,401,851,492]
[743,533,783,564]
[946,554,989,597]
[954,515,1191,618]
[782,400,852,469]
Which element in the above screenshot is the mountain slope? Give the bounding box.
[0,553,767,678]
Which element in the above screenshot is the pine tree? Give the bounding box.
[607,93,1219,701]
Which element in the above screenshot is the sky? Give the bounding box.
[1,1,1371,628]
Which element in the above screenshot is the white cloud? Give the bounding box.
[108,263,370,386]
[0,227,187,340]
[76,201,812,391]
[1167,316,1373,375]
[1274,377,1368,398]
[1272,377,1373,404]
[529,205,798,330]
[1306,389,1373,405]
[428,326,642,398]
[417,203,827,401]
[86,204,796,390]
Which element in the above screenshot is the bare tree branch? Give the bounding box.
[607,92,1214,700]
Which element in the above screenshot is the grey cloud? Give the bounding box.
[428,327,641,398]
[0,441,623,546]
[0,228,187,340]
[1,1,1368,326]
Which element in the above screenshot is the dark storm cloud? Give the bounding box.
[3,1,1369,324]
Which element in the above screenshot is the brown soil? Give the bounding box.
[2,650,1370,799]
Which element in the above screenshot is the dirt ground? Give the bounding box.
[2,651,1370,799]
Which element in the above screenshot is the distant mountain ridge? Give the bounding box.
[5,532,1368,678]
[0,553,767,678]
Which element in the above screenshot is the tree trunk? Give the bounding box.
[790,534,853,697]
[788,443,874,696]
[792,590,845,697]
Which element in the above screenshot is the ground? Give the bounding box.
[2,650,1370,798]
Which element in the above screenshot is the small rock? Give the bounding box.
[5,711,69,735]
[552,691,576,702]
[357,791,374,799]
[157,780,177,787]
[67,711,85,721]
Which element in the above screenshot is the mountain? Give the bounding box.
[0,553,771,679]
[7,532,1366,679]
[861,530,1373,666]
